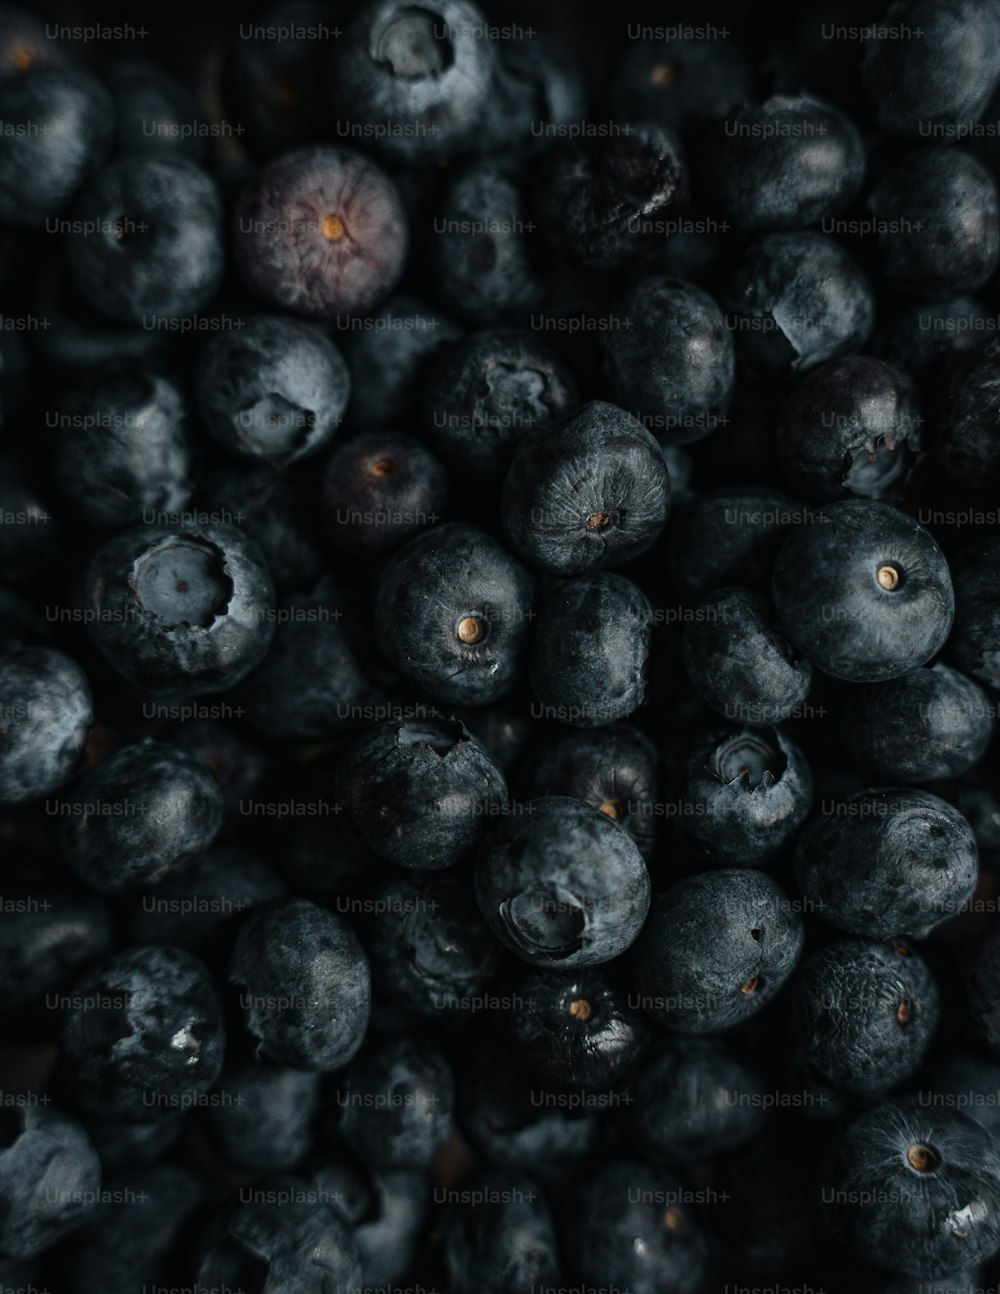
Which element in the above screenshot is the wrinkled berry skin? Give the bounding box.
[475,795,651,968]
[0,646,92,804]
[230,898,371,1072]
[338,1035,453,1169]
[337,718,508,870]
[932,338,1000,491]
[948,536,1000,690]
[0,880,113,1011]
[0,1106,101,1261]
[796,788,979,941]
[771,500,954,683]
[530,574,652,729]
[439,1168,559,1294]
[701,93,865,230]
[603,276,734,445]
[840,665,993,784]
[502,401,670,577]
[819,1095,1000,1278]
[233,145,408,318]
[59,944,225,1122]
[789,938,939,1096]
[777,356,923,502]
[374,523,535,706]
[535,121,688,271]
[85,522,276,697]
[205,1061,321,1173]
[632,870,805,1033]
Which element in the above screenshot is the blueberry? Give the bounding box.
[168,717,272,820]
[534,121,688,271]
[840,665,994,783]
[563,1157,707,1294]
[777,356,923,502]
[331,0,498,165]
[51,363,194,528]
[374,523,535,706]
[58,944,225,1121]
[701,93,865,230]
[517,721,660,861]
[529,573,651,729]
[502,400,670,576]
[205,1060,321,1173]
[0,7,59,80]
[602,275,735,445]
[932,338,1000,492]
[423,329,577,477]
[0,879,112,1010]
[674,724,814,864]
[337,1034,453,1169]
[0,457,62,588]
[486,34,586,155]
[0,65,113,228]
[819,1094,1000,1277]
[438,1168,558,1294]
[68,155,225,325]
[475,795,651,967]
[632,869,805,1032]
[0,1105,100,1260]
[796,788,978,940]
[927,1051,1000,1141]
[722,231,875,379]
[771,499,954,683]
[683,587,813,726]
[788,938,939,1096]
[948,537,1000,690]
[59,739,223,894]
[196,315,350,468]
[230,897,370,1071]
[607,37,753,137]
[500,965,650,1092]
[0,647,92,804]
[85,522,275,697]
[868,149,999,298]
[966,924,1000,1054]
[81,1111,183,1174]
[107,59,206,161]
[878,296,993,391]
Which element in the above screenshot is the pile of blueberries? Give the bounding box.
[7,0,1000,1289]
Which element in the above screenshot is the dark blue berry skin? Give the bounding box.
[949,537,1000,690]
[59,740,224,894]
[771,500,955,683]
[701,93,865,230]
[197,315,350,469]
[337,1034,453,1169]
[530,573,651,730]
[777,357,923,503]
[788,938,939,1096]
[364,871,501,1015]
[438,1168,558,1294]
[501,966,650,1092]
[321,430,448,555]
[374,523,535,706]
[878,296,992,390]
[819,1095,1000,1278]
[486,34,586,155]
[51,364,194,528]
[534,121,689,272]
[863,0,1000,136]
[82,1112,182,1174]
[608,37,753,138]
[331,0,497,165]
[683,588,813,726]
[0,1105,100,1261]
[233,145,408,319]
[0,880,112,1010]
[563,1158,707,1294]
[475,795,651,967]
[932,338,1000,491]
[967,925,1000,1055]
[518,722,660,862]
[196,1176,361,1294]
[675,725,814,865]
[0,65,113,228]
[169,717,271,821]
[85,521,276,697]
[0,647,92,804]
[619,1036,767,1164]
[424,329,577,477]
[796,789,978,940]
[722,231,875,379]
[68,156,224,325]
[632,870,805,1033]
[841,666,994,784]
[927,1051,1000,1142]
[230,898,371,1071]
[337,717,508,870]
[205,1061,320,1173]
[502,401,670,577]
[603,276,735,446]
[58,944,225,1122]
[107,60,206,162]
[869,150,1000,299]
